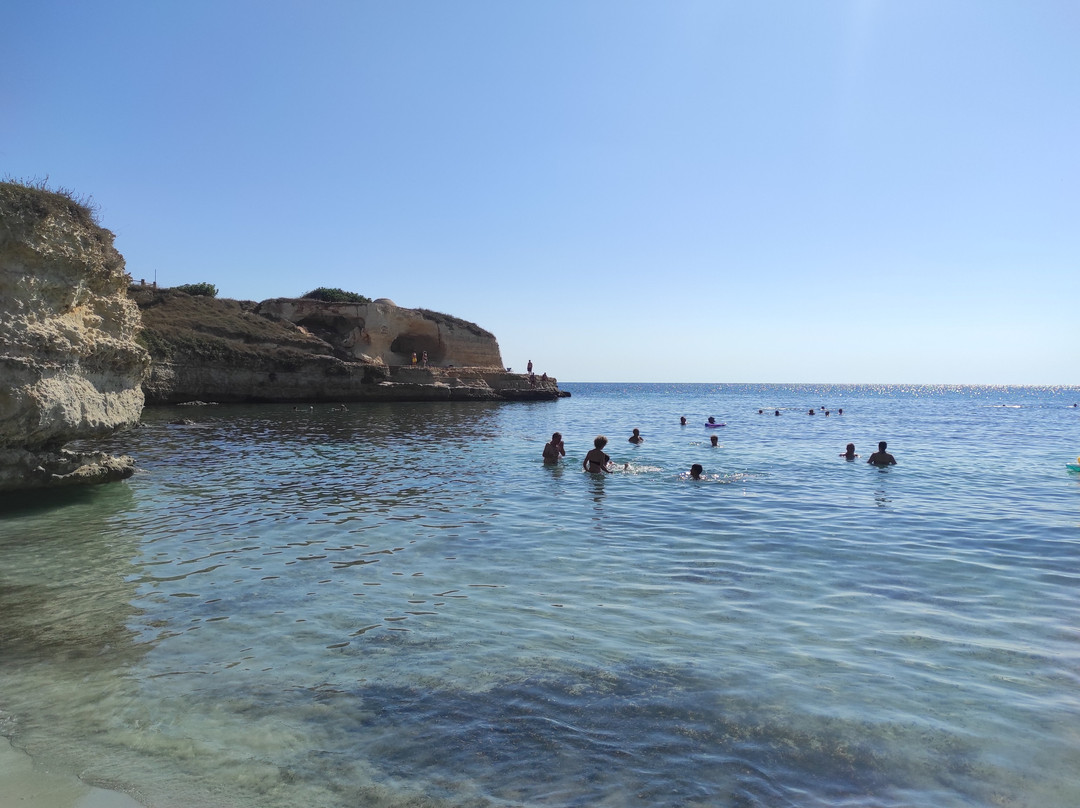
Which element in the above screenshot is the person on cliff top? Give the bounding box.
[628,428,644,444]
[543,432,565,464]
[583,436,612,474]
[527,359,533,374]
[867,441,897,466]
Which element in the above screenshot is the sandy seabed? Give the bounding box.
[0,738,143,808]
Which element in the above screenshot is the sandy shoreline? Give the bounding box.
[0,737,144,808]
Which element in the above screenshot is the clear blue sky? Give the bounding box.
[4,1,1077,384]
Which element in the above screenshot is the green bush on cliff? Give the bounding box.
[302,287,371,304]
[173,282,219,297]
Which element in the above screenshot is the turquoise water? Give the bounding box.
[2,383,1080,807]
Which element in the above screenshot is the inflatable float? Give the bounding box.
[705,422,726,428]
[1068,457,1080,472]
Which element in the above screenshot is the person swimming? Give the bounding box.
[542,432,565,464]
[840,443,858,459]
[689,463,703,480]
[867,441,897,466]
[628,428,644,444]
[710,435,719,447]
[583,435,612,474]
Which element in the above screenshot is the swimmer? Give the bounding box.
[840,443,858,460]
[867,441,897,466]
[689,463,703,480]
[680,416,687,425]
[710,435,719,447]
[774,410,780,416]
[542,432,565,464]
[583,435,612,474]
[707,416,717,425]
[809,409,815,415]
[628,428,644,444]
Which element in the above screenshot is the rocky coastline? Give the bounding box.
[1,180,560,491]
[0,182,148,491]
[134,288,561,404]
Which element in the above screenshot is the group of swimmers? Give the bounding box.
[842,441,897,466]
[542,416,898,475]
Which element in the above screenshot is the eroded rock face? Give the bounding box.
[258,298,504,369]
[0,183,149,491]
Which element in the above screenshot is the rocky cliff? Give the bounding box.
[134,289,559,403]
[0,182,149,491]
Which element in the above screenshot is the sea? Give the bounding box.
[1,382,1079,808]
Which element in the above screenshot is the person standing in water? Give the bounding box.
[867,441,897,466]
[840,443,858,460]
[628,428,644,444]
[542,432,565,464]
[583,436,612,474]
[689,464,704,480]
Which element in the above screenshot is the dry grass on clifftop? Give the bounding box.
[131,287,340,367]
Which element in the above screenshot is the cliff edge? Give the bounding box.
[0,181,149,491]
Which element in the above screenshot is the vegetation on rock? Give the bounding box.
[0,176,101,228]
[131,287,333,365]
[173,282,219,297]
[302,287,372,304]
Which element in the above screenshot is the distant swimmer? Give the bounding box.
[775,410,780,416]
[809,409,815,415]
[707,416,717,425]
[542,432,565,464]
[840,443,858,460]
[710,435,719,447]
[689,463,703,480]
[680,416,687,425]
[867,441,897,466]
[583,435,612,474]
[628,428,644,444]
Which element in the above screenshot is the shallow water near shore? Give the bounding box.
[2,383,1080,808]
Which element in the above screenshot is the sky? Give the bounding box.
[3,1,1078,384]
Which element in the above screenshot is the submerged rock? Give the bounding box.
[0,182,149,491]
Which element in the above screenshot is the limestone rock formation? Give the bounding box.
[258,297,504,369]
[136,290,559,403]
[0,182,149,491]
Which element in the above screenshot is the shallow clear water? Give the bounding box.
[2,383,1080,807]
